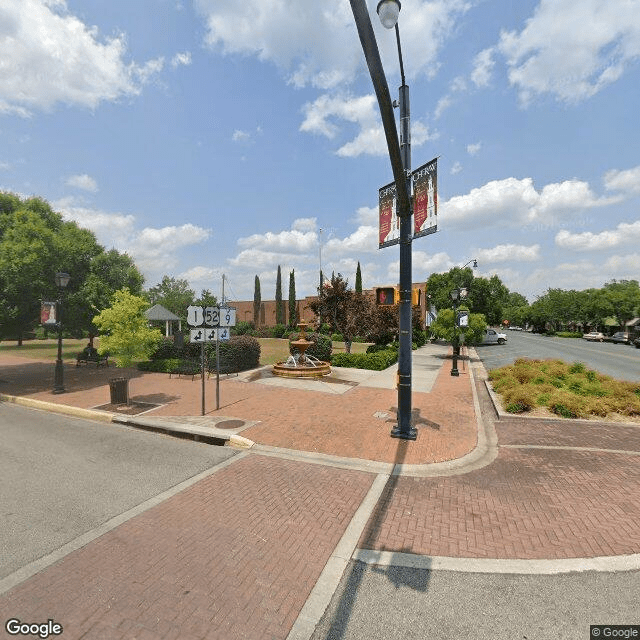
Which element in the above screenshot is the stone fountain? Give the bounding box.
[272,320,331,378]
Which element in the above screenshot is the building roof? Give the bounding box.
[145,304,180,321]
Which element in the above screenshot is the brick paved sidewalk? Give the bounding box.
[0,455,374,640]
[1,351,478,464]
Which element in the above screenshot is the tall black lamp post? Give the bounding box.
[53,272,70,394]
[449,286,468,376]
[350,0,416,440]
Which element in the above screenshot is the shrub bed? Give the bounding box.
[206,334,261,373]
[331,349,397,370]
[138,358,183,373]
[489,357,640,419]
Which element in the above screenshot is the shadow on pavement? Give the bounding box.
[0,360,143,396]
[318,413,437,639]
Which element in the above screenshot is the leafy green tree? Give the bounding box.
[69,250,144,344]
[275,265,284,325]
[355,262,363,294]
[308,273,363,353]
[602,280,640,327]
[145,276,195,320]
[253,275,261,327]
[288,269,297,328]
[93,289,163,368]
[0,192,144,344]
[194,289,218,307]
[430,308,486,345]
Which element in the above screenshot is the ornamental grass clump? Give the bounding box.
[488,357,640,420]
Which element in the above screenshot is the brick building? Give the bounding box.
[230,282,429,329]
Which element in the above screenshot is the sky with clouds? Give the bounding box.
[1,0,639,303]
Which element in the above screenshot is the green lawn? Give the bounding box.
[0,338,94,361]
[1,337,373,367]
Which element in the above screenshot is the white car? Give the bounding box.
[482,328,507,345]
[583,331,605,342]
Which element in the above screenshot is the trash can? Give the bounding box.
[109,377,129,405]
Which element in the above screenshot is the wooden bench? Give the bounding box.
[76,352,109,367]
[169,360,202,380]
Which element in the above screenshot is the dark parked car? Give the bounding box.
[634,336,640,349]
[606,331,631,344]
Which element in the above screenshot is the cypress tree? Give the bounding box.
[288,269,297,328]
[355,261,363,294]
[253,275,261,327]
[275,265,284,325]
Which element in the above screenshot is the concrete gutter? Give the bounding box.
[0,393,254,449]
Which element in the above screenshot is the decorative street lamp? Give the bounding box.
[461,259,478,269]
[350,0,416,440]
[53,272,70,394]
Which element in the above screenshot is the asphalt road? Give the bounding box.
[312,561,640,640]
[473,330,640,381]
[0,403,236,579]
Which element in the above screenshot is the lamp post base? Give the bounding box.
[390,425,417,440]
[54,359,65,394]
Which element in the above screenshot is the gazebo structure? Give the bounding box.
[145,304,182,337]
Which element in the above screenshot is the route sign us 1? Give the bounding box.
[187,305,236,327]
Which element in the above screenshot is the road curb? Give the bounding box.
[0,393,255,448]
[0,393,114,423]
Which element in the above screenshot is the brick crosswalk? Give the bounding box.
[0,456,374,640]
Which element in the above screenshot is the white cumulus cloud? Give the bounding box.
[604,165,640,194]
[0,0,160,115]
[65,173,98,192]
[497,0,640,104]
[555,220,640,251]
[476,244,541,263]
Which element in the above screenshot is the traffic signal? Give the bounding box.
[376,287,398,305]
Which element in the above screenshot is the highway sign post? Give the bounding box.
[187,305,236,414]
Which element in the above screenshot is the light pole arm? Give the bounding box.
[349,0,411,218]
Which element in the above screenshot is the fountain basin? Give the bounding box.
[272,360,331,378]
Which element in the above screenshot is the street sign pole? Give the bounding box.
[201,341,206,416]
[216,332,220,410]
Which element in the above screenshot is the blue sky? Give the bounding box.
[1,0,639,303]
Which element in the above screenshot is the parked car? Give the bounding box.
[583,331,605,342]
[605,331,631,344]
[634,336,640,349]
[482,328,507,345]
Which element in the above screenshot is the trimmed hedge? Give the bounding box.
[331,349,397,370]
[142,335,261,374]
[206,334,261,373]
[138,358,183,373]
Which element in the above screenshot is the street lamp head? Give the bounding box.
[450,288,460,302]
[459,287,468,299]
[377,0,401,29]
[55,272,70,288]
[472,259,478,268]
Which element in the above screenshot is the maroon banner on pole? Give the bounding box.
[379,181,400,248]
[41,301,57,326]
[413,157,438,239]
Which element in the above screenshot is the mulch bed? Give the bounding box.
[93,402,159,416]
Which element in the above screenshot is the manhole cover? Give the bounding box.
[216,420,245,430]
